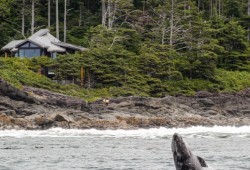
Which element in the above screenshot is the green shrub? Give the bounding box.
[0,57,249,101]
[215,69,250,92]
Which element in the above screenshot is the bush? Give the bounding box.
[215,69,250,92]
[0,57,249,101]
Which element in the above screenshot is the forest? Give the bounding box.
[0,0,250,98]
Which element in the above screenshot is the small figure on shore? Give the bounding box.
[103,97,109,106]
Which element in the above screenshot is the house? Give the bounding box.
[1,29,87,58]
[1,29,88,80]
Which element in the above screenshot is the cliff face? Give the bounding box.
[0,79,250,130]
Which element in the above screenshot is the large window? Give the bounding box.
[18,42,41,58]
[19,49,41,58]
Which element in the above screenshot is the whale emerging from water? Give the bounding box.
[172,133,208,170]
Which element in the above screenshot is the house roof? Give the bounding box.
[1,29,86,53]
[28,29,65,52]
[1,40,26,51]
[52,42,88,52]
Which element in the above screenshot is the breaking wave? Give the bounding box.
[0,126,250,139]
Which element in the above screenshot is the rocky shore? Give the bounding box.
[0,79,250,130]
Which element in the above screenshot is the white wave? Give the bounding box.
[0,126,250,138]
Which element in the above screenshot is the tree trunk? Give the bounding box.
[79,3,83,27]
[80,66,84,86]
[169,0,174,47]
[48,0,51,28]
[107,0,116,30]
[22,0,25,35]
[142,0,145,12]
[248,0,250,40]
[188,1,192,50]
[198,0,200,12]
[218,0,221,16]
[108,0,112,30]
[211,0,213,17]
[64,0,67,42]
[31,0,35,34]
[215,0,218,15]
[56,0,59,39]
[87,71,91,89]
[248,0,250,15]
[102,0,106,27]
[161,13,166,45]
[221,0,223,15]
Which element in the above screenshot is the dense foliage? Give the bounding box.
[0,0,249,98]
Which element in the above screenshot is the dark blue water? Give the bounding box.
[0,127,249,170]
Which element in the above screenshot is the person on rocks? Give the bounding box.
[103,97,109,106]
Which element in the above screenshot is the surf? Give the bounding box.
[0,126,249,139]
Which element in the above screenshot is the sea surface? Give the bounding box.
[0,126,250,170]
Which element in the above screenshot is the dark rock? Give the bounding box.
[53,114,73,122]
[242,110,250,115]
[0,98,15,109]
[81,103,91,112]
[2,110,16,116]
[134,101,148,107]
[239,88,250,97]
[195,91,216,98]
[23,86,87,110]
[34,116,54,129]
[197,99,215,107]
[203,110,219,116]
[160,96,175,105]
[0,106,7,111]
[16,108,37,116]
[0,79,39,104]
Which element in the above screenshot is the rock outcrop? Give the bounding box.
[0,79,39,104]
[0,79,250,130]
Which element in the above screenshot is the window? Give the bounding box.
[20,43,29,48]
[19,49,41,58]
[30,43,39,48]
[18,41,42,58]
[20,42,39,48]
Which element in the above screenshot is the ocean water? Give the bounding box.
[0,126,250,170]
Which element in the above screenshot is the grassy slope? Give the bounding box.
[0,58,249,101]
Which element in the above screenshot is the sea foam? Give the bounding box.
[0,126,249,139]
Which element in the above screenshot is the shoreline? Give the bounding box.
[0,80,250,130]
[0,125,250,134]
